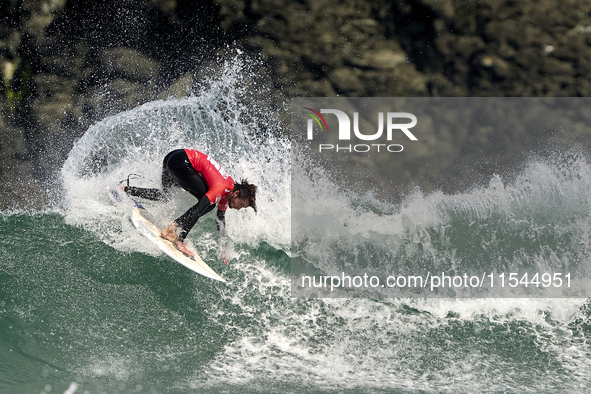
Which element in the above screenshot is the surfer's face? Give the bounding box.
[228,192,249,210]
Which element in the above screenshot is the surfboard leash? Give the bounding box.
[120,173,158,188]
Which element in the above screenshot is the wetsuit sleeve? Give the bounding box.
[124,186,166,201]
[216,209,226,235]
[174,195,216,241]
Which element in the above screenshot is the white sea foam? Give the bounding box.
[58,55,591,392]
[199,258,589,391]
[198,150,591,391]
[61,55,291,258]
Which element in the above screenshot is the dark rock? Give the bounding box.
[0,115,48,209]
[2,0,591,208]
[83,78,156,121]
[328,68,364,95]
[540,57,573,75]
[158,73,194,99]
[100,47,160,83]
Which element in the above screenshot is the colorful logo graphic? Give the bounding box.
[302,107,328,139]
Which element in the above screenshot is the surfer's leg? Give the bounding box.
[162,149,217,240]
[124,186,166,200]
[164,150,209,199]
[161,150,180,193]
[122,151,185,200]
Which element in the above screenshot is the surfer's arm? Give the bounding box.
[175,195,216,241]
[216,209,226,235]
[215,209,230,265]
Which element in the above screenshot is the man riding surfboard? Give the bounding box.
[122,149,257,264]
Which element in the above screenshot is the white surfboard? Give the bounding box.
[108,186,227,283]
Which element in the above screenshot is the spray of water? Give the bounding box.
[56,55,591,391]
[61,55,291,257]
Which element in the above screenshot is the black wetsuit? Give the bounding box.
[125,149,226,241]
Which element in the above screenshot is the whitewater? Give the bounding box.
[1,57,591,393]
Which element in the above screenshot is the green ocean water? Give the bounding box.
[3,59,591,393]
[0,212,292,393]
[3,211,591,393]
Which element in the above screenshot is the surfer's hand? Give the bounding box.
[220,248,229,265]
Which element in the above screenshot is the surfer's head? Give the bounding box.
[229,179,257,212]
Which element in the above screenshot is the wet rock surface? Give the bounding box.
[2,0,591,208]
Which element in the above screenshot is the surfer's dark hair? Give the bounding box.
[233,179,257,212]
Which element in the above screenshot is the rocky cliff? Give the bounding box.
[2,0,591,208]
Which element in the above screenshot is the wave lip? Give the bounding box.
[292,151,591,298]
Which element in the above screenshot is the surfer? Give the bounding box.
[122,149,257,263]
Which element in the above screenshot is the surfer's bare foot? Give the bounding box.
[174,240,195,258]
[161,224,179,242]
[161,224,195,258]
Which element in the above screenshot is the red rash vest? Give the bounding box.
[184,149,234,211]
